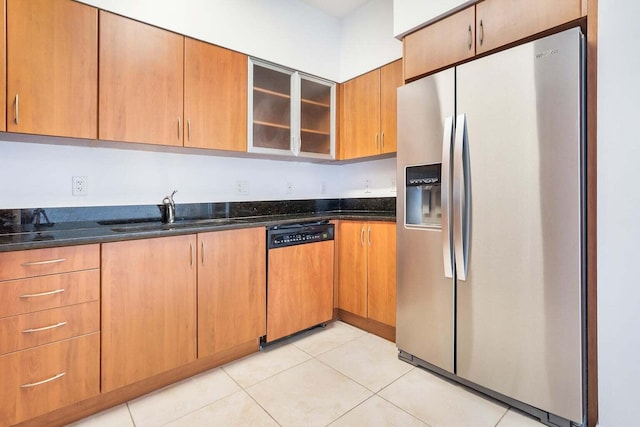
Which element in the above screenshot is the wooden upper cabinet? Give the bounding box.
[341,69,380,159]
[184,39,247,151]
[99,11,184,146]
[6,0,97,138]
[476,0,583,54]
[404,6,475,81]
[380,60,403,154]
[341,60,402,159]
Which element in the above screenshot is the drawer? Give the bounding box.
[0,244,100,281]
[0,333,100,426]
[0,269,100,318]
[0,301,100,355]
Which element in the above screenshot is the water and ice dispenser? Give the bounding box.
[405,164,442,228]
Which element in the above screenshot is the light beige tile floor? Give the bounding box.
[69,321,544,427]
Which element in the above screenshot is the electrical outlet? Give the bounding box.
[286,182,294,194]
[236,180,249,194]
[365,179,372,194]
[72,176,88,196]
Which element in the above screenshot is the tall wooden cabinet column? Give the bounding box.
[184,39,247,151]
[6,0,97,138]
[101,235,197,392]
[341,60,402,159]
[99,11,184,146]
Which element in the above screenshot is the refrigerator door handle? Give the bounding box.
[453,113,470,281]
[442,115,454,279]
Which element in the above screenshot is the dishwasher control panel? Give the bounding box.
[267,222,334,249]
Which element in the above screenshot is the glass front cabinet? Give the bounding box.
[248,58,336,159]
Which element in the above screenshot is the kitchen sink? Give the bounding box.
[109,218,248,233]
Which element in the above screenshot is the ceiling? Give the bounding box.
[298,0,371,18]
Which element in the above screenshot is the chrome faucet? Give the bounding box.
[160,190,177,224]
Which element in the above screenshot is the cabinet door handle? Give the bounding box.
[467,25,472,50]
[22,321,67,334]
[367,226,371,247]
[201,240,205,265]
[360,226,365,246]
[14,94,19,125]
[178,117,182,140]
[187,119,191,141]
[20,289,65,299]
[381,132,385,150]
[375,133,379,150]
[479,19,484,46]
[190,242,194,267]
[21,372,66,388]
[21,258,66,266]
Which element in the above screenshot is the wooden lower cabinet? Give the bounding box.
[336,221,397,326]
[0,333,100,426]
[197,228,266,357]
[366,222,397,327]
[336,221,396,339]
[101,235,197,392]
[335,221,368,317]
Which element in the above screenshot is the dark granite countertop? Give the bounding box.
[0,198,395,252]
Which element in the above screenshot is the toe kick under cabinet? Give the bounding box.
[0,244,101,427]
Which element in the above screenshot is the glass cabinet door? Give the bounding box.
[250,62,294,153]
[299,75,335,157]
[249,58,335,159]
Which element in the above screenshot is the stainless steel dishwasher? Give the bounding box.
[264,221,334,344]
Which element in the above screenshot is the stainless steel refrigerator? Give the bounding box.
[396,27,586,426]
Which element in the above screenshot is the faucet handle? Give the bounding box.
[169,190,177,205]
[163,190,177,207]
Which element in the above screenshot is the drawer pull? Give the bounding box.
[21,258,67,266]
[20,289,65,298]
[22,321,68,334]
[20,372,66,388]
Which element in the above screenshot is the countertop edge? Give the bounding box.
[0,213,396,252]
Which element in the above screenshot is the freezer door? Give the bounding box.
[396,69,456,373]
[455,28,584,423]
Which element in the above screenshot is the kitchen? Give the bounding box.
[0,0,636,426]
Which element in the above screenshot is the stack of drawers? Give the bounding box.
[0,244,101,426]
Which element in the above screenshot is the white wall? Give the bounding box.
[80,0,342,81]
[597,0,640,425]
[339,0,402,81]
[0,0,402,210]
[0,139,396,208]
[79,0,402,83]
